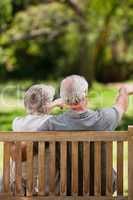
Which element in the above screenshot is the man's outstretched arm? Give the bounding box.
[114,87,129,119]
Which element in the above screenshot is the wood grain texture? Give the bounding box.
[3,142,10,193]
[94,142,101,196]
[0,194,128,200]
[117,141,123,195]
[26,142,33,197]
[38,142,45,196]
[72,142,78,196]
[83,142,90,195]
[128,127,133,200]
[1,127,132,199]
[106,142,113,196]
[60,142,67,195]
[15,142,22,195]
[0,131,128,142]
[49,142,56,195]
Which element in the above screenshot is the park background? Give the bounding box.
[0,0,133,195]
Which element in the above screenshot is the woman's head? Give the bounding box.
[24,84,55,114]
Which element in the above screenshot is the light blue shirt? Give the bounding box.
[38,107,120,131]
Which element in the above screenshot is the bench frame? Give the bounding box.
[0,126,133,200]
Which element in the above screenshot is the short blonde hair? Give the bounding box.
[24,84,55,114]
[60,75,88,105]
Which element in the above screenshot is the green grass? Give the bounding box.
[0,81,133,194]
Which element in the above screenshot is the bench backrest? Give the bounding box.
[0,127,133,200]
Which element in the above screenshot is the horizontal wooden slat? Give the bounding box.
[0,131,129,142]
[0,194,128,200]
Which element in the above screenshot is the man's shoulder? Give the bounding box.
[97,107,120,118]
[93,107,120,130]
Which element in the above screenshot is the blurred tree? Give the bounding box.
[0,0,12,32]
[0,0,133,82]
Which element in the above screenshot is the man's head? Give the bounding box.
[60,75,89,110]
[24,84,55,114]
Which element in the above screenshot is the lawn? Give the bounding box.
[0,81,133,194]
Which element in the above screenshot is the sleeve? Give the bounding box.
[12,117,18,131]
[112,105,124,122]
[97,107,120,131]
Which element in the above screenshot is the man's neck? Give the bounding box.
[70,104,88,112]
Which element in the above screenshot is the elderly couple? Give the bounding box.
[1,75,133,195]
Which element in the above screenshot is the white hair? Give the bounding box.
[24,84,55,114]
[60,75,88,105]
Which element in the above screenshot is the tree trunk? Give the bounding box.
[92,0,121,81]
[78,27,94,84]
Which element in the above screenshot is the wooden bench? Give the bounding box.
[0,126,133,200]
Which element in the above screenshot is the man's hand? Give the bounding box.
[44,98,65,113]
[51,98,65,109]
[124,84,133,95]
[115,87,128,119]
[114,84,133,95]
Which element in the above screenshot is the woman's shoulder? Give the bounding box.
[12,114,53,131]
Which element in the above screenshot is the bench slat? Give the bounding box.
[94,141,101,196]
[0,193,129,200]
[60,142,67,195]
[128,127,133,200]
[1,128,132,199]
[106,142,113,195]
[49,142,56,195]
[83,142,90,195]
[38,142,45,196]
[15,142,22,195]
[3,142,10,193]
[72,142,78,196]
[26,142,33,196]
[0,131,128,142]
[117,141,123,195]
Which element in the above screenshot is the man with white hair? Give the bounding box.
[38,75,131,195]
[39,75,129,131]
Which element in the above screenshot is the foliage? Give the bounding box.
[0,0,12,28]
[0,0,133,82]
